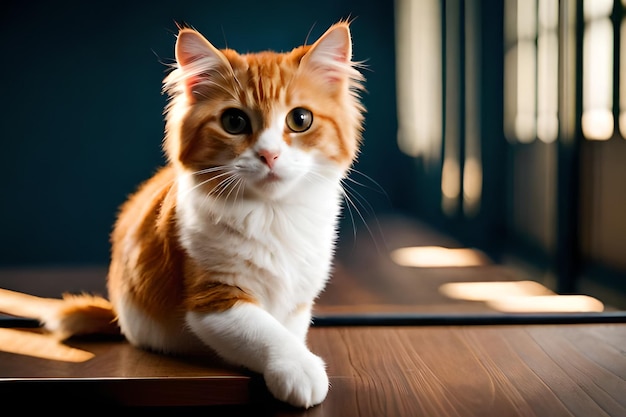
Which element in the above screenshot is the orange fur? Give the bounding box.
[55,293,118,338]
[169,31,364,173]
[183,280,258,313]
[0,21,364,350]
[0,22,365,408]
[107,166,185,323]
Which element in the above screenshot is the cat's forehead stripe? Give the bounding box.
[247,57,291,108]
[225,52,294,110]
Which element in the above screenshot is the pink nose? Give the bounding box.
[258,149,280,169]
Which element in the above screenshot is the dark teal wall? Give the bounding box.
[0,0,406,265]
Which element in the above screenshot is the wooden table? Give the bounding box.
[1,215,625,415]
[2,323,625,416]
[309,324,626,417]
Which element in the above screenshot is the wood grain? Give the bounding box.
[299,324,626,417]
[1,324,624,416]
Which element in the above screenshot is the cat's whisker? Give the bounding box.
[209,172,243,205]
[305,167,386,253]
[183,166,236,197]
[233,177,246,211]
[345,168,389,200]
[176,166,229,186]
[341,183,387,254]
[209,174,244,217]
[342,180,389,254]
[194,172,238,214]
[222,175,242,203]
[235,177,245,202]
[341,180,378,220]
[232,177,244,201]
[179,178,210,200]
[304,170,360,242]
[190,166,233,176]
[339,187,362,242]
[207,176,233,199]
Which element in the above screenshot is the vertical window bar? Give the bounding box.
[619,0,626,137]
[464,0,483,216]
[560,0,577,143]
[504,0,519,142]
[442,0,462,216]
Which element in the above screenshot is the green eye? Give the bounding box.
[286,107,313,132]
[221,108,251,135]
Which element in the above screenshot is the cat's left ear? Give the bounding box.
[175,29,232,101]
[301,22,354,87]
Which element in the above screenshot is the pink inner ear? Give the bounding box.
[326,73,343,84]
[332,46,349,63]
[324,48,349,83]
[184,75,200,95]
[183,73,210,99]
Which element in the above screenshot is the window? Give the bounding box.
[395,0,483,217]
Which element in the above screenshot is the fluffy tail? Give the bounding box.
[0,288,119,340]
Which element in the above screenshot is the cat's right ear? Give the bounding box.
[175,29,231,101]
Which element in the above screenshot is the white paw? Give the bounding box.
[264,349,329,408]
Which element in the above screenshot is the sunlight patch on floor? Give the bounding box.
[487,295,604,313]
[390,246,491,267]
[440,281,604,312]
[0,328,94,363]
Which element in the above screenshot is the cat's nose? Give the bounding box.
[258,149,280,169]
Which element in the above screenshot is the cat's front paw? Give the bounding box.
[264,349,329,408]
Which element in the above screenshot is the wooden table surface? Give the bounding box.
[2,323,625,416]
[308,324,626,417]
[1,215,625,415]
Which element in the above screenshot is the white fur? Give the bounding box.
[186,303,329,408]
[172,118,344,407]
[176,138,344,320]
[115,293,203,354]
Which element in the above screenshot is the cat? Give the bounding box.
[0,21,365,408]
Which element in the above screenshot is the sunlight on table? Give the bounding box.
[0,328,94,363]
[440,281,605,313]
[390,246,490,268]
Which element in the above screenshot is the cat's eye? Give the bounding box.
[221,108,251,135]
[286,107,313,133]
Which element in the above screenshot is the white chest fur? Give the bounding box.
[176,174,343,321]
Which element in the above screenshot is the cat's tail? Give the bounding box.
[0,288,120,340]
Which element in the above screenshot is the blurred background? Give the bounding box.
[1,0,625,310]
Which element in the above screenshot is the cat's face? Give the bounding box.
[163,22,364,200]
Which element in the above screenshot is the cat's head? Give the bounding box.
[163,21,365,201]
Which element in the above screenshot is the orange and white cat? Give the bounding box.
[0,21,364,408]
